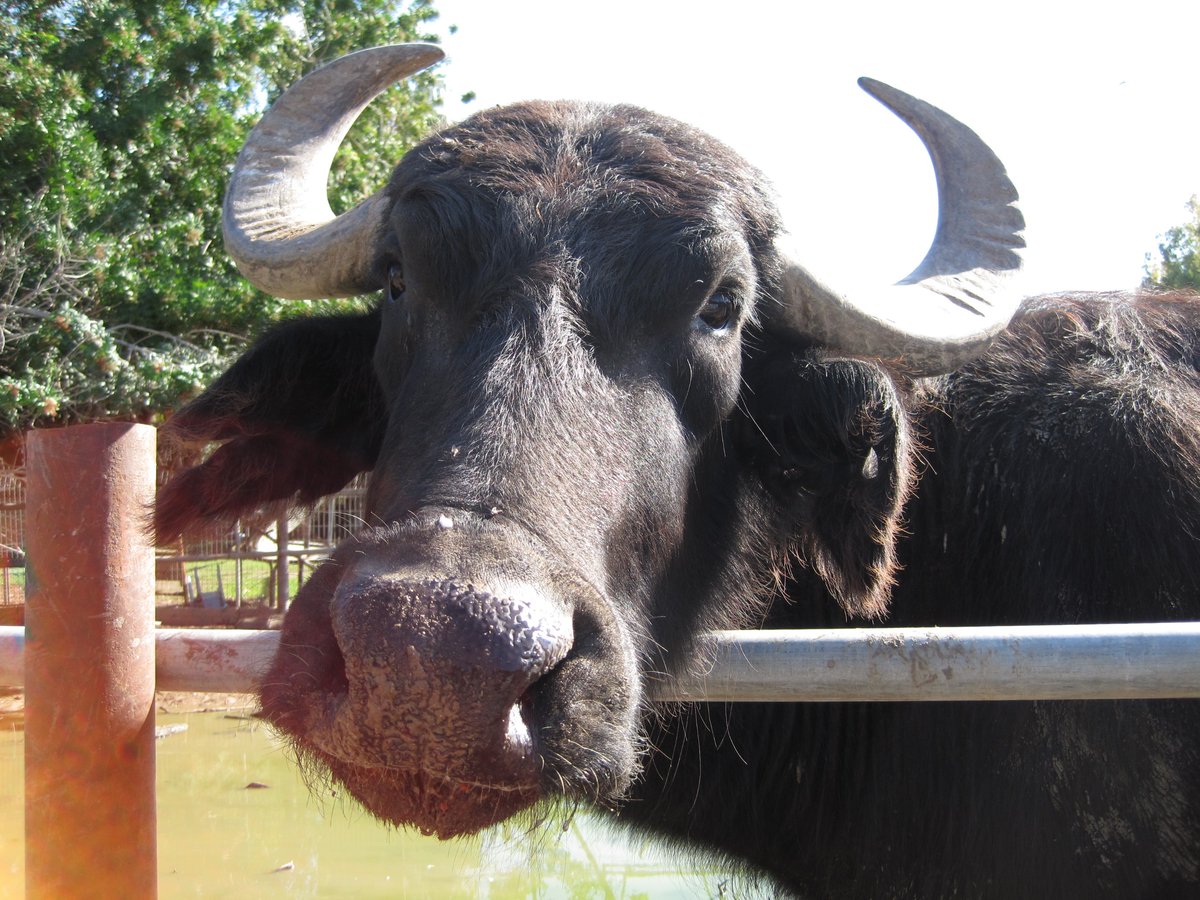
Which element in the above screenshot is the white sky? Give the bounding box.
[429,0,1200,296]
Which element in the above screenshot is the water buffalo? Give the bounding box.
[157,44,1200,897]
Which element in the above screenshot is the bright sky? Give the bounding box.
[428,0,1200,296]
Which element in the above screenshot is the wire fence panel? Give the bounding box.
[1,457,25,607]
[0,444,366,609]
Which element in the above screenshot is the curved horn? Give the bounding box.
[223,43,444,300]
[776,77,1026,375]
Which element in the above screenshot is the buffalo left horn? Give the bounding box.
[222,43,443,300]
[775,78,1026,376]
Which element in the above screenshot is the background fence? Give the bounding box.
[154,474,368,609]
[1,454,24,607]
[0,440,367,610]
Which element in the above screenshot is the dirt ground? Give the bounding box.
[1,688,257,718]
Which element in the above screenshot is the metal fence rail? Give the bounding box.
[5,622,1200,701]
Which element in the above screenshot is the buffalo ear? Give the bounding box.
[739,347,916,618]
[155,308,384,543]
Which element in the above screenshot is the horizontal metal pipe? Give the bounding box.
[2,623,1200,701]
[0,626,20,688]
[655,623,1200,702]
[154,629,280,693]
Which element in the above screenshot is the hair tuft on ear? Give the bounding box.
[154,309,385,543]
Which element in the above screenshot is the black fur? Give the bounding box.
[629,293,1200,897]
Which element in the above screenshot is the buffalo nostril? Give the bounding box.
[504,693,536,758]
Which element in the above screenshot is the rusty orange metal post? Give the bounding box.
[24,423,157,898]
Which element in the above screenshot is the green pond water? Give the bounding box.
[0,707,732,898]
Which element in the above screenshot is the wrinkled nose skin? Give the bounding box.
[332,574,571,772]
[257,516,627,838]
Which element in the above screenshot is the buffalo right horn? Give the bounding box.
[222,43,443,300]
[774,78,1026,376]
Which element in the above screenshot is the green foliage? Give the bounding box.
[1144,196,1200,291]
[1,0,444,435]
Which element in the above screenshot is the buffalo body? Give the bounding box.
[157,48,1200,898]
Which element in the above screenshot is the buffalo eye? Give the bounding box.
[696,291,736,332]
[386,263,406,302]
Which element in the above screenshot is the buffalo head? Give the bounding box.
[157,44,1023,838]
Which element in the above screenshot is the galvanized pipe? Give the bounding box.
[658,623,1200,702]
[154,628,279,693]
[23,423,158,899]
[0,624,20,687]
[4,621,1200,701]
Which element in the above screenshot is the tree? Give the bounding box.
[1143,196,1200,291]
[0,0,445,435]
